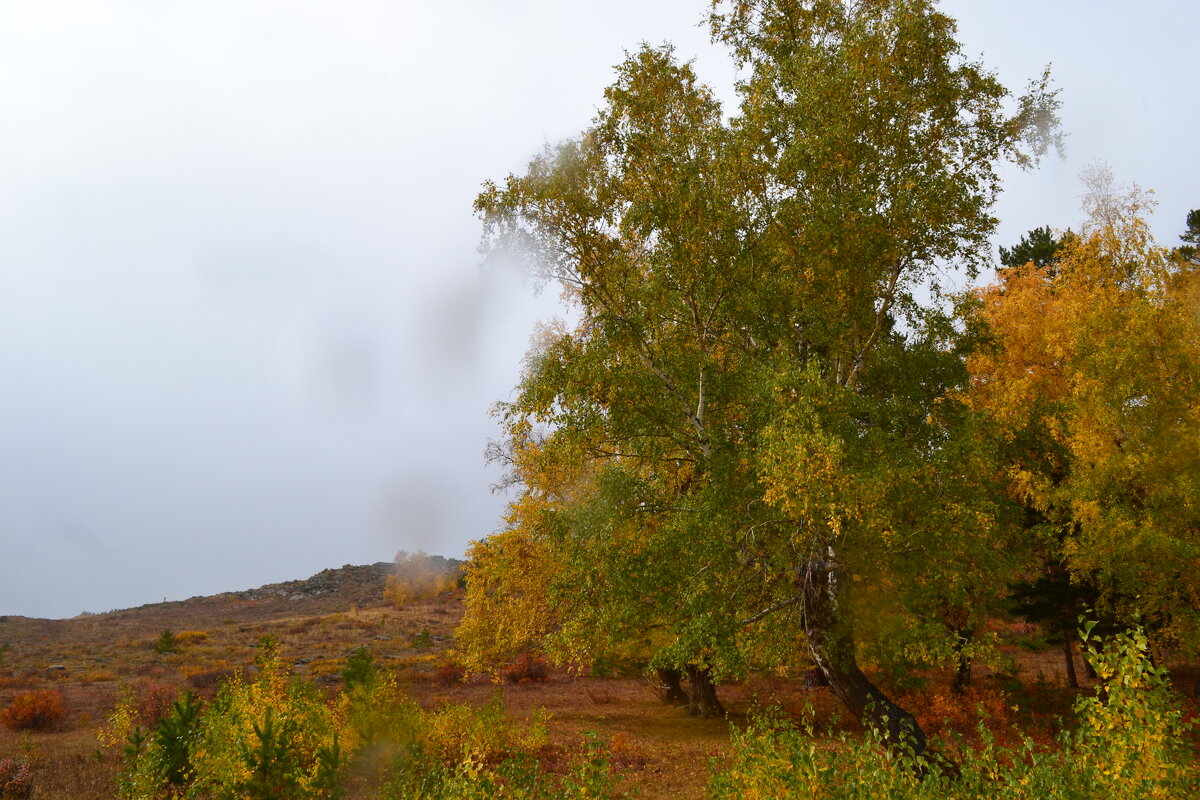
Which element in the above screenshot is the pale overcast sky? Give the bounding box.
[1,1,1197,619]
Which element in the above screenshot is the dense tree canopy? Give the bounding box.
[462,0,1060,749]
[967,181,1200,654]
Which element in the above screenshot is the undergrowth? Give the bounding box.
[709,624,1199,800]
[106,636,623,799]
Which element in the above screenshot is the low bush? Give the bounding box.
[422,692,549,764]
[907,683,1018,742]
[134,681,180,726]
[1,688,67,731]
[174,630,209,646]
[152,630,180,655]
[185,665,236,695]
[118,638,344,800]
[709,625,1200,800]
[502,653,548,685]
[0,756,32,799]
[113,638,627,799]
[387,734,620,800]
[433,660,467,687]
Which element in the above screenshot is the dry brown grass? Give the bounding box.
[4,567,1193,800]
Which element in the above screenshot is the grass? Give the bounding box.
[2,567,1197,799]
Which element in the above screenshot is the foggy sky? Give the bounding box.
[2,1,1197,619]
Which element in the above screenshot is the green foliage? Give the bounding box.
[114,640,618,799]
[1071,622,1197,796]
[378,735,619,800]
[227,708,303,800]
[120,643,343,799]
[709,625,1200,800]
[254,633,280,665]
[999,225,1073,269]
[152,692,203,790]
[340,646,378,690]
[1177,208,1200,262]
[153,629,181,655]
[465,1,1057,735]
[117,690,203,799]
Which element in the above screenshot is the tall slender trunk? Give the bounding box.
[1060,623,1079,689]
[800,555,927,757]
[951,631,973,694]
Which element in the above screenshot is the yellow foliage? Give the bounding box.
[966,189,1200,641]
[174,630,208,646]
[384,550,459,606]
[99,685,138,749]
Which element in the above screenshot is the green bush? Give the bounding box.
[153,630,180,655]
[120,643,343,800]
[115,639,621,799]
[117,691,203,798]
[379,735,619,800]
[341,646,378,690]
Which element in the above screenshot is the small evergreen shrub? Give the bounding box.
[118,642,345,800]
[153,630,180,655]
[341,647,378,690]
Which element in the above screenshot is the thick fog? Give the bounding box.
[1,1,1196,618]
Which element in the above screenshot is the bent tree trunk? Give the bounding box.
[684,664,725,719]
[800,557,927,758]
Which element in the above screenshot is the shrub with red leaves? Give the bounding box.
[433,660,467,687]
[0,689,67,732]
[501,652,549,685]
[186,668,235,697]
[0,757,32,799]
[134,681,179,726]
